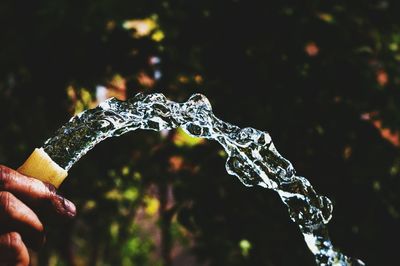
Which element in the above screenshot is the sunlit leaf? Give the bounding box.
[105,189,123,201]
[152,30,165,42]
[218,149,227,158]
[123,187,139,201]
[144,196,160,215]
[389,43,398,52]
[133,171,142,181]
[122,165,130,176]
[239,239,252,257]
[317,12,335,23]
[110,222,119,239]
[82,200,97,211]
[173,128,205,147]
[80,88,92,105]
[123,18,157,37]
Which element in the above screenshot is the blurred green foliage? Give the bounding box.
[1,0,400,265]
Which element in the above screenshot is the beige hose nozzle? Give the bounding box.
[18,148,68,188]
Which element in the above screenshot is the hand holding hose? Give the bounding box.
[0,165,76,266]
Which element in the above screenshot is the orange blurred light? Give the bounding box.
[372,120,399,147]
[137,71,155,88]
[305,42,319,57]
[377,70,389,86]
[169,156,184,172]
[110,74,127,91]
[178,75,189,84]
[194,74,203,84]
[362,112,399,147]
[106,20,116,31]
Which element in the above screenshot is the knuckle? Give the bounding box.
[0,191,13,213]
[43,182,57,196]
[6,232,23,251]
[0,165,12,190]
[42,182,58,203]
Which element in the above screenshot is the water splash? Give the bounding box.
[43,93,364,265]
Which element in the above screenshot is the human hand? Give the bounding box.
[0,165,76,266]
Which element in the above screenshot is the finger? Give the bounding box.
[0,232,30,266]
[0,191,45,249]
[0,165,76,218]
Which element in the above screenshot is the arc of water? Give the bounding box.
[43,93,364,266]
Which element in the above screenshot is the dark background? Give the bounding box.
[0,0,399,265]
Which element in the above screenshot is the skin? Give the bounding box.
[0,165,76,266]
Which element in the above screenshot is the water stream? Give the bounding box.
[42,93,364,265]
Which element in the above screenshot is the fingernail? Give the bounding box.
[55,195,77,217]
